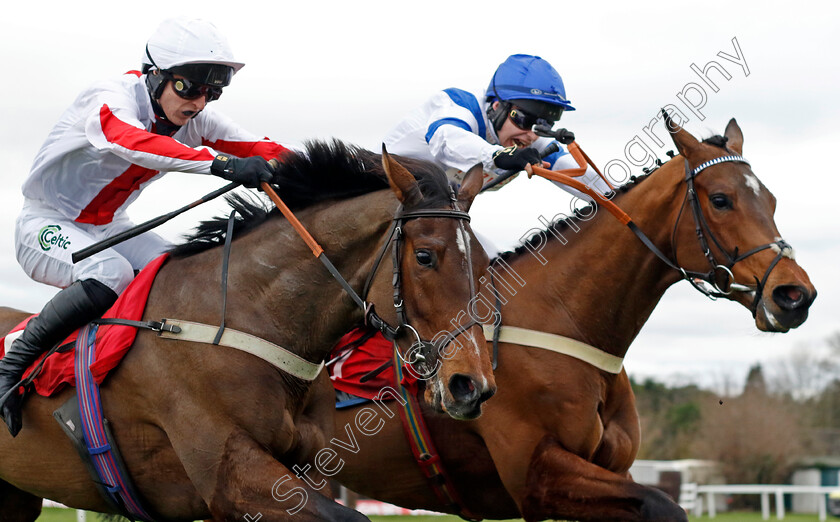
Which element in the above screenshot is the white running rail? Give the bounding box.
[681,483,839,521]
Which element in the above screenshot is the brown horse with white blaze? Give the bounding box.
[0,141,496,521]
[328,118,816,521]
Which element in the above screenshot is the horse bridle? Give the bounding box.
[361,191,481,374]
[482,154,793,369]
[641,154,792,316]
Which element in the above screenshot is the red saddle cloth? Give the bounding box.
[0,254,169,397]
[328,327,419,399]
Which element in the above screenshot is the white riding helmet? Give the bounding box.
[142,16,245,74]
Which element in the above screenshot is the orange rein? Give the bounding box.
[263,160,324,258]
[528,141,631,226]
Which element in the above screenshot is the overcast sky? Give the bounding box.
[1,0,837,392]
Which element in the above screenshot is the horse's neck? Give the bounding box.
[503,165,685,358]
[225,193,393,362]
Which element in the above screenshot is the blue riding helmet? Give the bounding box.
[487,54,575,112]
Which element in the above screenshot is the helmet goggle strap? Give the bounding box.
[488,100,511,133]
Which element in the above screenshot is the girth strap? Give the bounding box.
[482,325,623,373]
[96,317,324,381]
[158,319,324,381]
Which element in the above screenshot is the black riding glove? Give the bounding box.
[554,128,576,145]
[492,146,543,171]
[210,154,275,189]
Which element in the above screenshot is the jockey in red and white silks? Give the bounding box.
[0,16,287,438]
[17,69,286,294]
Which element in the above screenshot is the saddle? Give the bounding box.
[328,326,419,402]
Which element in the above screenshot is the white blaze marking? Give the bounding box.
[743,172,762,197]
[462,329,481,358]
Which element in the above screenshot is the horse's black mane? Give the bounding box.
[702,134,729,149]
[171,139,452,257]
[497,172,654,263]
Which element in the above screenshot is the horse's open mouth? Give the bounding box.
[424,379,486,420]
[758,303,811,333]
[423,373,494,420]
[755,284,815,332]
[443,401,484,421]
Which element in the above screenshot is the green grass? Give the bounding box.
[36,508,90,521]
[35,510,488,521]
[37,508,130,521]
[369,515,492,522]
[36,507,838,521]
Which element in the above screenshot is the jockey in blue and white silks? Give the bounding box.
[384,54,611,199]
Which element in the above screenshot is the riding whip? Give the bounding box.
[71,181,240,264]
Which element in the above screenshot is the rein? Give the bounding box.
[528,145,792,315]
[261,182,476,373]
[360,197,479,372]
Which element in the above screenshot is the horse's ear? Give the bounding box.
[724,118,744,155]
[382,144,423,206]
[456,163,484,212]
[662,108,701,157]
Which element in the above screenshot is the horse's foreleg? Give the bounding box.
[593,371,642,475]
[0,479,43,522]
[520,435,687,522]
[176,427,368,521]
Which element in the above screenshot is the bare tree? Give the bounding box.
[693,366,808,499]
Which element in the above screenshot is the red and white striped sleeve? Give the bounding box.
[85,101,217,174]
[193,108,291,161]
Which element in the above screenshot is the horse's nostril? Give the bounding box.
[772,285,808,310]
[449,374,478,401]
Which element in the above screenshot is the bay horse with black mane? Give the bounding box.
[328,118,816,521]
[0,140,496,520]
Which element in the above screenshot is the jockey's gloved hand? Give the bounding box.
[492,146,543,172]
[210,155,275,189]
[555,128,576,145]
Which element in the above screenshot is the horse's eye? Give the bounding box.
[710,194,733,210]
[415,249,436,267]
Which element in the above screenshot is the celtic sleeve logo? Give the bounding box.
[38,225,72,251]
